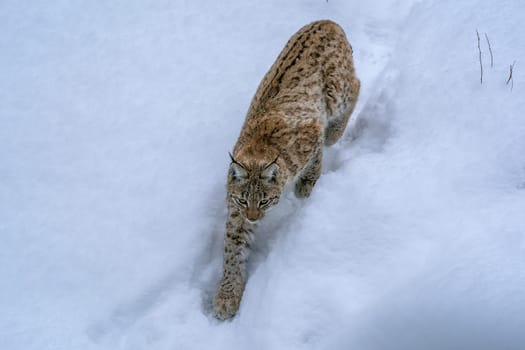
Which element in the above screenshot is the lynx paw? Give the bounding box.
[294,178,314,198]
[213,289,241,320]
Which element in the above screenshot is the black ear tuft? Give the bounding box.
[229,152,247,169]
[228,152,236,163]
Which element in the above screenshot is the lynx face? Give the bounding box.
[228,159,281,223]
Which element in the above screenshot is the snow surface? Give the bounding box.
[1,0,525,349]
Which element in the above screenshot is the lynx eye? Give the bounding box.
[235,198,248,206]
[259,199,269,206]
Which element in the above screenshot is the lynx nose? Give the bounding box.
[245,208,261,222]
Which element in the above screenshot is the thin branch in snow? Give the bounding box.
[506,60,516,91]
[476,29,483,84]
[484,33,493,68]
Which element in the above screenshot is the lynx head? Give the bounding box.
[227,153,282,223]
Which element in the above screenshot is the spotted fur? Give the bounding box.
[213,20,360,319]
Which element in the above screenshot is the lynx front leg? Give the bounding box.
[213,206,254,320]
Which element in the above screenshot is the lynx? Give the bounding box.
[213,20,360,319]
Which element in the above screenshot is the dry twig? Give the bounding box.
[484,33,493,68]
[476,30,483,84]
[507,60,516,90]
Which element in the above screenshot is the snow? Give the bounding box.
[1,0,524,349]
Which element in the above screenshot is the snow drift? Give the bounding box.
[1,0,524,349]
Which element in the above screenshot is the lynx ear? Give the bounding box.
[261,161,279,183]
[230,162,247,181]
[229,152,247,181]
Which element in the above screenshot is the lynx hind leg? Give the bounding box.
[295,150,322,198]
[324,77,360,146]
